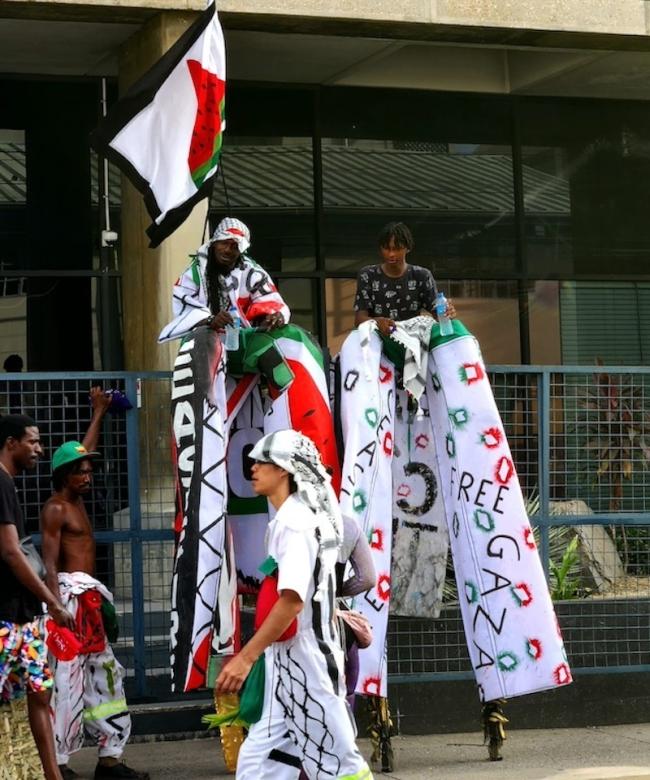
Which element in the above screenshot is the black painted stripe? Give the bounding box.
[269,749,302,768]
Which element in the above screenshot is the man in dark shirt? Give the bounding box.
[354,221,455,335]
[0,414,74,780]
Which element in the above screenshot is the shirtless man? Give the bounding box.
[41,389,148,780]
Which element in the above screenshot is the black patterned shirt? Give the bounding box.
[353,264,436,321]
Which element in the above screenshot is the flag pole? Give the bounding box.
[97,77,121,370]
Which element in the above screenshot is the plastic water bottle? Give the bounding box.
[224,304,241,351]
[435,291,454,336]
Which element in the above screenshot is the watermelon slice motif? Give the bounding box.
[187,59,225,188]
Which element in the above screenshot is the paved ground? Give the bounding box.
[67,723,650,779]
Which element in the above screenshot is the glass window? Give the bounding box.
[326,278,520,363]
[559,281,650,365]
[321,138,516,275]
[520,100,650,277]
[320,89,516,276]
[326,279,356,356]
[529,280,561,365]
[209,88,316,273]
[278,278,316,336]
[211,137,315,272]
[446,280,520,364]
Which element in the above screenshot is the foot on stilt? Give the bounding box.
[481,698,508,762]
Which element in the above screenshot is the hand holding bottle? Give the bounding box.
[224,304,241,350]
[435,291,455,336]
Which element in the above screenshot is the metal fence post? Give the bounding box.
[125,375,147,698]
[538,369,551,581]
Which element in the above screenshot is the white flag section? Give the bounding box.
[91,2,225,247]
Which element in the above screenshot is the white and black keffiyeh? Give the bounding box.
[250,429,342,600]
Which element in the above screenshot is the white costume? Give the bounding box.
[158,217,290,343]
[236,431,372,780]
[49,572,131,766]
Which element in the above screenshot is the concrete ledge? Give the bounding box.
[4,1,650,52]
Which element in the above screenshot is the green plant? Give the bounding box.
[548,535,580,600]
[574,360,650,511]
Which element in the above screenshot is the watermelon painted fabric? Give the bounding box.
[169,323,339,691]
[90,2,225,248]
[169,327,236,693]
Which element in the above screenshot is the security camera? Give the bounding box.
[101,230,119,247]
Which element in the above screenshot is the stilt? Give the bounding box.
[481,698,508,761]
[367,694,395,773]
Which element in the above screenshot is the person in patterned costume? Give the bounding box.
[159,217,289,343]
[216,430,372,780]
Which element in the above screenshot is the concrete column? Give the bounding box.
[119,10,208,373]
[116,13,208,569]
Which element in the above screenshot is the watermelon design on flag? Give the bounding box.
[187,59,225,188]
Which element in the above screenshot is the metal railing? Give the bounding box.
[5,365,650,698]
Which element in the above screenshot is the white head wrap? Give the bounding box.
[210,217,251,254]
[250,429,342,601]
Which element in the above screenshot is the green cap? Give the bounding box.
[51,441,99,472]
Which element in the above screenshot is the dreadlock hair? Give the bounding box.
[0,414,36,448]
[378,221,414,251]
[205,250,225,314]
[52,458,90,492]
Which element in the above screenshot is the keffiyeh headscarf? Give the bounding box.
[210,217,251,254]
[250,429,342,601]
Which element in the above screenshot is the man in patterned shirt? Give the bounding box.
[354,221,454,336]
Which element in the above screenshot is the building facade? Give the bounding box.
[1,1,650,371]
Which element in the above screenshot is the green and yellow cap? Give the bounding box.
[51,441,99,472]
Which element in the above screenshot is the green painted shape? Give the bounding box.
[445,433,456,457]
[449,407,471,429]
[364,408,379,427]
[473,508,495,533]
[497,651,519,672]
[464,580,479,604]
[352,489,367,513]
